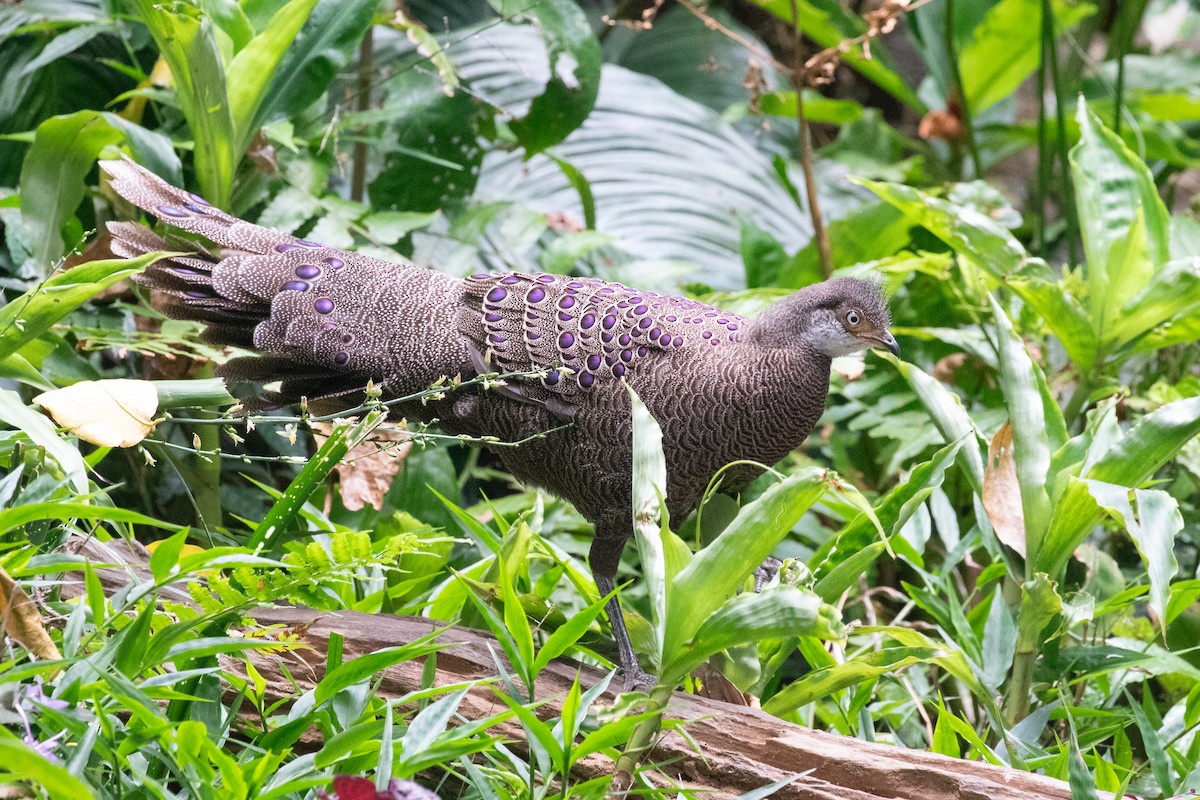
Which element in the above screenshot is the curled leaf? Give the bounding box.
[983,422,1026,557]
[35,379,159,447]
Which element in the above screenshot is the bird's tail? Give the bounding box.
[102,158,468,403]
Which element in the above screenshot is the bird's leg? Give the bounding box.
[589,537,656,693]
[753,556,784,592]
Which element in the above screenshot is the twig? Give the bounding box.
[351,26,373,202]
[787,0,833,277]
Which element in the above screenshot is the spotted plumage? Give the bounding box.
[102,157,897,690]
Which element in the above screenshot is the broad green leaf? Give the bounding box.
[664,587,839,683]
[989,294,1052,569]
[1006,272,1098,370]
[258,0,376,126]
[491,0,601,155]
[663,468,829,661]
[0,251,165,362]
[762,646,938,716]
[148,528,190,583]
[1083,483,1180,631]
[225,0,318,156]
[312,631,446,705]
[959,0,1095,112]
[885,355,986,492]
[131,0,236,203]
[0,501,181,535]
[629,385,667,663]
[401,686,471,757]
[1108,256,1200,350]
[1070,102,1171,341]
[19,112,178,272]
[0,737,97,800]
[860,179,1028,279]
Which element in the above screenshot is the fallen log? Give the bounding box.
[65,538,1093,800]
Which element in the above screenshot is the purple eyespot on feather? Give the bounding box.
[490,333,506,344]
[559,332,575,349]
[342,334,353,344]
[568,281,584,289]
[581,313,596,329]
[628,296,642,305]
[528,287,546,303]
[559,296,576,309]
[558,311,573,322]
[324,257,344,269]
[579,372,595,388]
[637,346,648,357]
[323,322,337,330]
[298,239,323,247]
[501,275,521,285]
[673,337,683,347]
[187,192,210,206]
[485,312,502,322]
[295,264,321,279]
[487,287,507,302]
[334,352,349,365]
[616,300,629,309]
[528,332,541,340]
[620,349,633,362]
[315,298,334,314]
[276,243,302,253]
[638,318,653,329]
[711,339,720,345]
[587,354,602,370]
[634,305,648,315]
[618,334,631,346]
[173,267,200,275]
[601,331,613,343]
[183,203,205,213]
[472,273,491,279]
[717,319,728,325]
[727,323,739,331]
[599,287,614,294]
[659,334,672,346]
[649,328,661,340]
[156,205,188,218]
[281,280,309,292]
[543,370,560,386]
[602,315,616,330]
[185,290,207,298]
[666,315,677,322]
[612,363,626,377]
[703,331,712,339]
[705,311,717,317]
[537,274,556,283]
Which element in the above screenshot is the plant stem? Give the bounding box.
[1042,0,1080,269]
[944,0,984,179]
[1034,7,1049,256]
[788,0,833,278]
[351,25,373,203]
[609,682,673,796]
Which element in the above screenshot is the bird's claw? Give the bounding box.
[753,556,784,593]
[621,665,657,694]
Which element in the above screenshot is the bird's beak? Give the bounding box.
[874,332,900,357]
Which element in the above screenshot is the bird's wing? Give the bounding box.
[458,273,748,404]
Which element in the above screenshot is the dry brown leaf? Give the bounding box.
[313,422,412,511]
[0,567,62,661]
[982,421,1026,557]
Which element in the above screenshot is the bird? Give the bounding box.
[101,157,899,691]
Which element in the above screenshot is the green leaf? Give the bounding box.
[989,293,1052,568]
[665,587,838,682]
[401,686,471,757]
[19,112,178,271]
[148,528,190,583]
[312,630,446,706]
[0,390,88,493]
[225,0,318,156]
[0,501,182,536]
[762,646,938,716]
[663,468,830,662]
[130,0,235,203]
[959,0,1094,113]
[492,0,601,155]
[0,737,97,800]
[1070,101,1172,341]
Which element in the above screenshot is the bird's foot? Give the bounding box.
[753,556,784,593]
[621,664,658,694]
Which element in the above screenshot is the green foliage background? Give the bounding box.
[1,0,1199,798]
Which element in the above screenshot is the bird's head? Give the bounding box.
[749,277,899,358]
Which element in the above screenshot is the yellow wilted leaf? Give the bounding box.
[0,567,61,661]
[35,379,159,447]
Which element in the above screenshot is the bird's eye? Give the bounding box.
[845,310,861,327]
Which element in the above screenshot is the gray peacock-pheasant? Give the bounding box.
[102,157,899,690]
